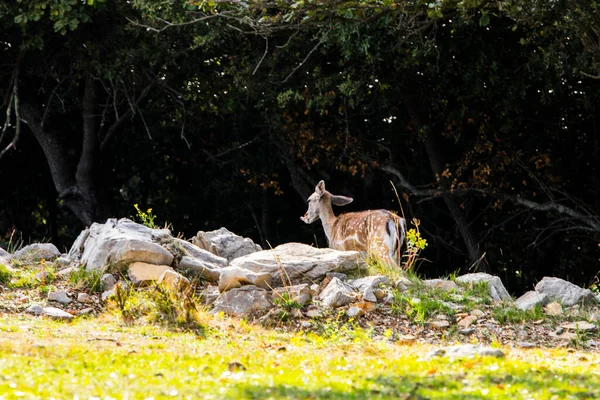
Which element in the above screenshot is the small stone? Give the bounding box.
[326,272,348,281]
[516,291,548,311]
[57,267,76,277]
[589,313,599,323]
[431,320,450,329]
[394,277,413,292]
[77,293,90,303]
[16,296,28,304]
[77,307,94,316]
[300,321,313,329]
[35,271,49,282]
[544,301,563,316]
[424,279,458,292]
[470,309,485,317]
[396,334,416,345]
[517,341,536,348]
[128,262,175,287]
[459,328,475,336]
[25,305,43,315]
[562,321,597,331]
[54,256,71,267]
[428,344,505,359]
[158,270,190,291]
[201,286,220,306]
[48,291,72,304]
[290,308,303,319]
[42,307,74,320]
[458,315,478,328]
[346,306,365,318]
[101,274,117,290]
[309,284,320,295]
[101,289,115,302]
[305,309,324,319]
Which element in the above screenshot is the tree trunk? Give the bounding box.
[405,100,488,272]
[19,76,100,227]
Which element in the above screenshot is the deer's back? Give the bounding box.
[329,209,399,252]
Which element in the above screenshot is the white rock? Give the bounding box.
[424,279,458,292]
[455,273,512,302]
[42,307,74,320]
[516,291,548,311]
[193,227,261,261]
[561,321,597,331]
[127,262,175,286]
[273,284,312,306]
[101,289,115,302]
[535,277,597,307]
[230,243,365,287]
[68,218,174,271]
[57,266,76,277]
[346,306,365,318]
[179,256,221,283]
[211,285,272,317]
[77,293,90,303]
[48,290,72,304]
[319,277,358,308]
[544,301,563,316]
[428,344,505,359]
[218,266,271,293]
[13,243,60,262]
[201,286,220,306]
[174,238,227,268]
[394,277,413,292]
[101,273,117,290]
[26,305,43,315]
[157,269,190,291]
[350,276,390,303]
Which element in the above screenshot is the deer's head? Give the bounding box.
[301,180,353,224]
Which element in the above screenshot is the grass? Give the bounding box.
[68,267,104,293]
[6,264,56,290]
[0,315,598,399]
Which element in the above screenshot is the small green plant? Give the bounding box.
[133,204,157,228]
[0,264,12,284]
[273,292,302,310]
[69,267,104,294]
[8,265,56,289]
[401,220,428,271]
[391,289,453,324]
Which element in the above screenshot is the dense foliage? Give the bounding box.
[2,0,600,292]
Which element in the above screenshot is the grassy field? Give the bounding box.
[0,314,598,400]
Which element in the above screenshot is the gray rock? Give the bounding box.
[13,243,60,263]
[0,247,10,260]
[48,290,72,304]
[201,286,221,306]
[193,227,261,262]
[394,277,413,292]
[273,284,312,306]
[346,306,365,318]
[349,275,390,302]
[229,243,365,287]
[459,328,475,336]
[68,218,174,271]
[101,273,117,290]
[26,304,43,315]
[535,277,597,307]
[127,262,175,286]
[218,266,271,293]
[57,266,76,278]
[77,308,94,316]
[326,272,348,281]
[455,273,511,302]
[428,344,505,359]
[424,279,459,292]
[179,256,221,283]
[101,289,115,302]
[561,321,597,331]
[431,320,450,329]
[516,291,549,311]
[54,256,72,267]
[77,293,90,303]
[42,307,74,320]
[544,301,563,316]
[305,308,325,319]
[173,238,228,266]
[319,277,358,308]
[211,285,272,317]
[35,271,49,282]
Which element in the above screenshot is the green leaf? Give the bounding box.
[480,13,490,27]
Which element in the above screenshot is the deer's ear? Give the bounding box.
[331,195,353,206]
[315,180,326,196]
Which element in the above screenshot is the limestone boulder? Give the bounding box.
[0,247,11,265]
[516,291,549,311]
[68,218,174,271]
[128,262,175,287]
[319,277,358,308]
[173,238,227,268]
[211,285,272,317]
[157,270,190,291]
[455,273,511,302]
[272,284,312,306]
[218,266,271,293]
[13,243,60,263]
[229,243,365,287]
[535,277,597,307]
[178,256,221,283]
[193,227,261,261]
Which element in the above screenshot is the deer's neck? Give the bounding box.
[319,202,337,243]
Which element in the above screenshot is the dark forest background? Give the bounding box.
[2,0,600,294]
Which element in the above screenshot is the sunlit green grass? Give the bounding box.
[0,315,598,399]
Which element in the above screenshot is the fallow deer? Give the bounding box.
[301,180,406,265]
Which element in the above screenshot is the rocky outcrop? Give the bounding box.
[193,227,261,261]
[319,277,358,308]
[535,277,597,307]
[127,262,175,286]
[516,291,549,311]
[349,275,390,302]
[178,256,222,283]
[229,243,364,287]
[218,266,271,293]
[68,218,174,271]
